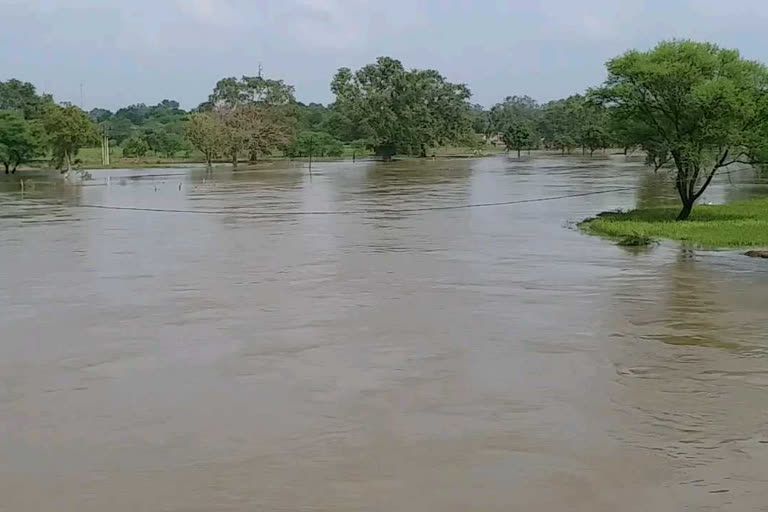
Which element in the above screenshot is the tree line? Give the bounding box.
[3,40,768,219]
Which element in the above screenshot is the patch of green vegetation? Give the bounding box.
[581,199,768,248]
[617,233,658,247]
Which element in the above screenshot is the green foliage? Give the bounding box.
[331,57,473,160]
[582,198,768,248]
[502,123,532,157]
[0,111,45,173]
[489,95,539,136]
[122,135,150,158]
[43,104,98,171]
[185,113,223,165]
[202,76,296,110]
[617,233,658,247]
[594,40,768,219]
[287,131,344,158]
[0,79,53,119]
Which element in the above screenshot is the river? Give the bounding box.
[2,155,768,511]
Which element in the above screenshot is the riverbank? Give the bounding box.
[581,198,768,248]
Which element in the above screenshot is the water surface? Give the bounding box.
[2,156,768,511]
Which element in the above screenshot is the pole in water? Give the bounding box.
[308,145,313,177]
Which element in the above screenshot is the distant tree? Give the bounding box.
[203,76,296,110]
[287,131,344,158]
[114,103,151,125]
[502,123,532,157]
[185,113,223,168]
[155,132,185,158]
[470,104,491,138]
[201,75,297,162]
[42,104,98,172]
[489,96,539,135]
[0,111,45,173]
[88,108,113,123]
[122,136,150,158]
[0,79,53,119]
[594,40,768,220]
[331,57,473,160]
[105,117,134,144]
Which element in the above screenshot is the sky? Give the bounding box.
[2,0,768,111]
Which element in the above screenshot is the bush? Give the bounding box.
[122,136,149,158]
[617,233,658,247]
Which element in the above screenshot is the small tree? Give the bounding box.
[595,40,768,220]
[0,111,45,173]
[122,135,150,158]
[185,113,223,168]
[502,123,532,158]
[43,104,98,173]
[287,131,344,158]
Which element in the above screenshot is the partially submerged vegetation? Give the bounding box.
[582,198,768,248]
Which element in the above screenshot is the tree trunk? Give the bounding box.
[11,163,17,174]
[677,200,694,221]
[516,148,521,158]
[65,150,72,173]
[232,151,238,169]
[419,144,427,158]
[3,163,8,174]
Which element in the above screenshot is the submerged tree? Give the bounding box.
[185,113,223,169]
[0,111,45,173]
[331,57,472,160]
[595,40,768,220]
[502,123,532,158]
[42,104,98,173]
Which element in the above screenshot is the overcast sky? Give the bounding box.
[2,0,768,111]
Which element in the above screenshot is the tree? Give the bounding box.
[287,131,344,158]
[0,79,53,119]
[155,132,185,158]
[122,136,150,158]
[502,123,532,158]
[203,76,296,110]
[89,108,113,123]
[42,104,98,172]
[185,113,223,168]
[331,57,473,160]
[595,40,768,220]
[489,95,540,137]
[201,75,297,162]
[0,111,44,173]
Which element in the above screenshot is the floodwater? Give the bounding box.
[2,156,768,512]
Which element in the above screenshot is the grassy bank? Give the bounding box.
[581,198,768,248]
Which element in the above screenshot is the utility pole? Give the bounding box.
[101,125,110,166]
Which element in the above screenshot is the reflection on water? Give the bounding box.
[2,156,768,511]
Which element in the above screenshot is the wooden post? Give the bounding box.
[308,144,313,177]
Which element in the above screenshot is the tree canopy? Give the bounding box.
[43,104,98,172]
[331,57,472,160]
[0,111,45,173]
[594,40,768,219]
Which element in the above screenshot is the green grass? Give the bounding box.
[581,198,768,248]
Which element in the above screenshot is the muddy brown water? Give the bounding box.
[2,156,768,511]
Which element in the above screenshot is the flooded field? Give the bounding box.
[2,155,768,511]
